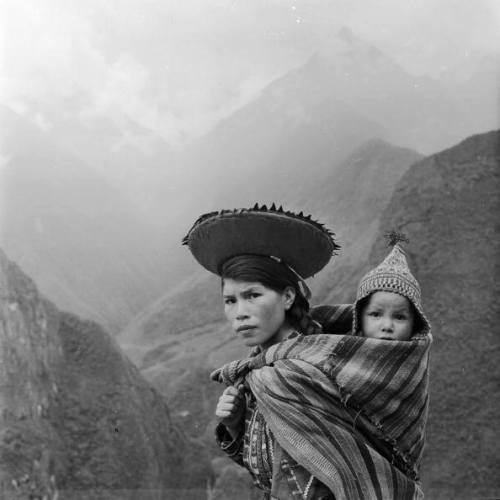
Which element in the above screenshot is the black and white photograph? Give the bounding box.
[0,1,498,498]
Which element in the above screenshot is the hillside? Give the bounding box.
[120,130,500,498]
[0,106,173,332]
[170,26,491,219]
[120,138,421,350]
[366,130,500,499]
[119,138,423,446]
[144,27,493,288]
[0,248,211,499]
[172,99,383,213]
[3,28,495,336]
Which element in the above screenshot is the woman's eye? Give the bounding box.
[249,293,261,299]
[224,298,235,305]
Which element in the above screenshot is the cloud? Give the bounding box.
[338,0,500,73]
[1,0,498,144]
[0,0,189,143]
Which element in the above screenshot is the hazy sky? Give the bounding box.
[1,0,499,143]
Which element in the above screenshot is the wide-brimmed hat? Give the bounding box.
[182,204,339,279]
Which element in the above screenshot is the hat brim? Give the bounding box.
[183,207,338,278]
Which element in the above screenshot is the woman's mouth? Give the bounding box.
[237,325,256,334]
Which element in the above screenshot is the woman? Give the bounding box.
[183,205,430,500]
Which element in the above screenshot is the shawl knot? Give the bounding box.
[210,352,268,386]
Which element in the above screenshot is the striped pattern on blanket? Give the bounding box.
[212,332,431,500]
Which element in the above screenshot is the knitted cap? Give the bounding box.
[353,234,430,337]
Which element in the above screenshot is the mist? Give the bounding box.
[0,2,499,498]
[2,0,499,145]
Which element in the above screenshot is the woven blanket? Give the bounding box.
[212,331,431,500]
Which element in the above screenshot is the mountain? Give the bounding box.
[171,93,385,222]
[277,26,493,156]
[148,27,495,278]
[0,106,175,332]
[4,28,494,336]
[365,130,500,499]
[26,99,180,227]
[0,248,211,499]
[120,130,500,498]
[118,138,423,443]
[443,52,499,144]
[298,137,423,303]
[120,138,422,350]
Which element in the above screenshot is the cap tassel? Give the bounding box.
[385,230,409,247]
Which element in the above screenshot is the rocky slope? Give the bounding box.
[366,130,500,499]
[0,249,210,499]
[169,26,491,218]
[119,138,423,446]
[4,29,495,336]
[0,106,174,332]
[121,130,500,498]
[143,27,494,292]
[290,27,489,155]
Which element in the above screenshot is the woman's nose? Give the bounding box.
[236,301,249,319]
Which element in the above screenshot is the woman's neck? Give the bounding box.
[261,323,296,350]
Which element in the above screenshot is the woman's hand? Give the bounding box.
[215,385,245,438]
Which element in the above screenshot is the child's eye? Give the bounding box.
[368,311,380,317]
[395,314,407,320]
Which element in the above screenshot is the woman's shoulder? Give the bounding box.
[311,304,353,334]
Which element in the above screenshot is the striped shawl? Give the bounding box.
[212,331,431,500]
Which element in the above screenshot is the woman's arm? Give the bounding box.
[214,385,246,465]
[215,422,245,465]
[215,385,245,437]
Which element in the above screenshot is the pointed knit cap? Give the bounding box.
[354,236,431,336]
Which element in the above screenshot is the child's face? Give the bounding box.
[361,291,414,341]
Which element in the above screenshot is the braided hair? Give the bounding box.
[220,255,323,336]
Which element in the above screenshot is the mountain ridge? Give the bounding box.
[119,130,500,499]
[0,106,174,332]
[0,247,211,499]
[344,130,500,498]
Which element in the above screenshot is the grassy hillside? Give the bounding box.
[0,249,211,499]
[0,107,171,332]
[119,138,424,460]
[120,131,500,498]
[367,130,500,499]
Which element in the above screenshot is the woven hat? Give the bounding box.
[353,232,431,336]
[182,203,339,279]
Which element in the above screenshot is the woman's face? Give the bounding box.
[222,278,295,348]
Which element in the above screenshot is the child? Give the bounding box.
[353,231,431,341]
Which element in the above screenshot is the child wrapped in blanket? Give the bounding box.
[213,233,432,500]
[353,232,431,342]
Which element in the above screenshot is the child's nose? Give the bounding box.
[381,317,394,331]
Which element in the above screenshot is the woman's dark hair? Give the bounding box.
[220,255,322,335]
